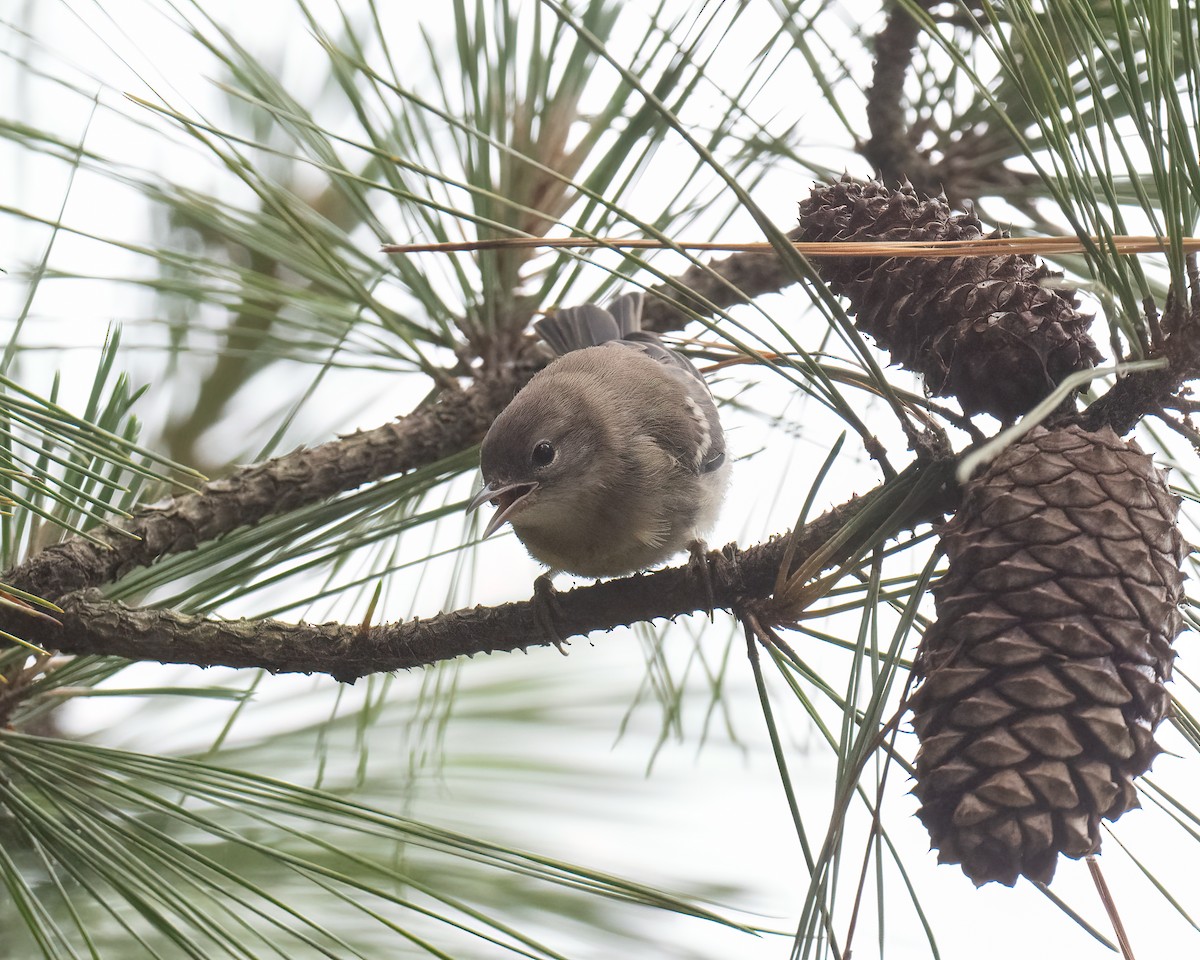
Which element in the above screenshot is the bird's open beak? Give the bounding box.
[467,480,539,539]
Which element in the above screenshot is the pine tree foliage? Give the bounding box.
[1,1,1199,958]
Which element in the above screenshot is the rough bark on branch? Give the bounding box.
[640,228,804,333]
[863,0,938,192]
[19,462,956,682]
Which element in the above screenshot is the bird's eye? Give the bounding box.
[531,440,555,467]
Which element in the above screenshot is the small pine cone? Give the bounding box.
[797,177,1102,421]
[910,424,1185,886]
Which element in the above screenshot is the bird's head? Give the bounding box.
[467,380,611,539]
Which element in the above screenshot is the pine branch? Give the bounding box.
[4,372,526,602]
[861,2,1037,206]
[639,228,804,333]
[9,461,956,684]
[1079,267,1200,435]
[864,0,939,191]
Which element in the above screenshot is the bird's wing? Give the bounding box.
[667,359,725,475]
[612,333,725,475]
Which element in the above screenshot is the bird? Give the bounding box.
[467,291,729,632]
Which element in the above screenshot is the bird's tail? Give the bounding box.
[534,292,644,356]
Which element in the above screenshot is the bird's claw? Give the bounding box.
[533,573,570,655]
[687,540,716,622]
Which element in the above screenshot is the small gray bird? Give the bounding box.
[467,292,729,580]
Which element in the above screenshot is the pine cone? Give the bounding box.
[797,177,1102,421]
[910,424,1185,886]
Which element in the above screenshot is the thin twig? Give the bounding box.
[1151,406,1200,452]
[382,234,1200,257]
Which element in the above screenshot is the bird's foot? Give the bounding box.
[687,540,717,622]
[533,573,570,655]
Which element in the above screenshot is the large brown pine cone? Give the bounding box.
[797,177,1102,421]
[909,424,1185,886]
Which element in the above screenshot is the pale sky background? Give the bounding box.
[3,2,1199,958]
